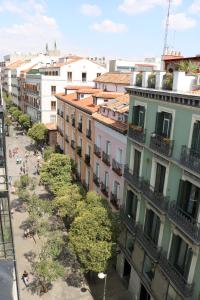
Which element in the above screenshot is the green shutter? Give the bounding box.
[177,180,184,206]
[169,235,179,264]
[191,122,200,152]
[184,248,193,280]
[155,112,164,135]
[133,106,139,125]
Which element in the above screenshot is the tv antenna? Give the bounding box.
[163,0,172,56]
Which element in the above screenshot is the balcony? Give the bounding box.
[85,154,90,166]
[72,118,75,127]
[110,192,120,210]
[76,146,82,157]
[66,115,69,122]
[159,252,193,299]
[102,151,110,167]
[65,135,69,143]
[94,144,101,158]
[100,182,109,197]
[180,146,200,175]
[120,209,136,235]
[142,181,169,214]
[78,122,82,133]
[93,173,100,187]
[128,125,146,144]
[71,140,76,150]
[136,225,161,262]
[86,129,91,140]
[150,133,174,157]
[124,165,143,191]
[168,201,200,244]
[112,159,123,176]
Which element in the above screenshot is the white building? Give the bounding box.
[94,72,132,93]
[24,58,107,124]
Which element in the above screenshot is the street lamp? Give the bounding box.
[98,272,107,300]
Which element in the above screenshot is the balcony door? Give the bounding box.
[132,105,145,128]
[113,181,120,198]
[154,163,166,194]
[191,121,200,154]
[105,141,111,155]
[126,190,138,221]
[116,148,122,163]
[95,163,99,178]
[144,209,160,245]
[169,235,192,280]
[155,112,172,138]
[133,150,141,177]
[105,171,109,189]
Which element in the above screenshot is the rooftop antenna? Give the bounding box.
[162,0,172,68]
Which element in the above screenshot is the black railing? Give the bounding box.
[180,146,200,175]
[124,165,143,191]
[150,133,174,157]
[168,201,200,244]
[159,252,194,299]
[85,154,90,166]
[120,209,136,234]
[102,151,110,166]
[71,140,76,149]
[112,159,123,176]
[65,135,69,143]
[86,129,91,139]
[110,192,120,210]
[94,144,101,158]
[93,173,100,187]
[101,182,109,197]
[78,122,82,132]
[77,146,82,157]
[128,126,146,144]
[142,180,169,214]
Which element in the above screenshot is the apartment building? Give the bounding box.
[109,58,161,73]
[24,58,106,124]
[94,71,131,93]
[117,70,200,300]
[92,94,129,210]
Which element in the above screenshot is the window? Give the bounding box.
[155,111,172,138]
[113,181,120,197]
[105,171,109,188]
[95,163,99,177]
[143,255,155,282]
[96,135,101,147]
[116,148,122,163]
[144,209,160,245]
[105,141,111,155]
[125,231,134,254]
[51,101,56,111]
[191,121,200,153]
[67,72,72,82]
[129,146,141,177]
[97,73,101,77]
[126,190,138,221]
[51,86,56,94]
[132,105,145,128]
[82,72,87,82]
[86,168,90,186]
[50,115,56,123]
[154,163,166,194]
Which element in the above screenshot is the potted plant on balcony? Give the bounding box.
[136,73,142,87]
[178,60,197,74]
[148,73,156,88]
[162,73,173,90]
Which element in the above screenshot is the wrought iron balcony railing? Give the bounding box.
[120,209,136,235]
[150,133,174,157]
[86,129,91,139]
[142,180,169,214]
[110,192,120,210]
[85,154,90,166]
[102,151,110,167]
[123,165,143,191]
[168,201,200,244]
[78,122,82,133]
[93,173,100,187]
[128,125,146,144]
[94,144,101,158]
[71,140,76,149]
[76,146,82,157]
[112,159,123,176]
[159,251,194,299]
[180,146,200,175]
[100,182,109,197]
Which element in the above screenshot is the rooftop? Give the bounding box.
[93,112,128,134]
[100,94,129,113]
[94,72,131,85]
[45,123,57,131]
[94,91,124,99]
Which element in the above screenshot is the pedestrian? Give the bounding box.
[22,270,29,287]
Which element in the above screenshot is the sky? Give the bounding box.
[0,0,199,59]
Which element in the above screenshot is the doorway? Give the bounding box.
[140,284,151,300]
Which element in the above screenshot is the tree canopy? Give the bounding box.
[19,113,31,129]
[28,123,48,144]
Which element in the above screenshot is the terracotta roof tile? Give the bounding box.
[94,91,124,99]
[77,88,103,94]
[6,60,25,69]
[94,72,131,85]
[64,85,92,90]
[45,123,57,130]
[100,94,129,113]
[93,112,127,134]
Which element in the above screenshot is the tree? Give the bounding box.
[68,192,118,273]
[4,93,13,109]
[28,123,48,145]
[43,146,54,161]
[19,113,31,130]
[178,60,197,73]
[12,109,22,121]
[53,184,82,219]
[40,153,72,194]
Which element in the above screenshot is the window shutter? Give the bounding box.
[153,215,161,245]
[133,106,139,125]
[191,122,200,152]
[184,248,193,280]
[169,235,179,264]
[155,112,163,135]
[177,180,184,206]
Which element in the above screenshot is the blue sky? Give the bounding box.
[0,0,199,59]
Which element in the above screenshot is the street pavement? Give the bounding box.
[6,125,132,300]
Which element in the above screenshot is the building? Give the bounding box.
[109,58,161,73]
[94,72,132,93]
[92,94,129,210]
[24,58,106,124]
[117,70,200,300]
[163,50,200,72]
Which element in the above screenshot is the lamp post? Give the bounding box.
[98,272,107,300]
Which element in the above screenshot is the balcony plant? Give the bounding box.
[163,137,171,144]
[178,60,197,74]
[148,73,156,88]
[136,73,142,87]
[162,73,173,90]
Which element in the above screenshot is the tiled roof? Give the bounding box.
[94,72,131,85]
[93,112,128,134]
[56,93,98,114]
[64,85,92,90]
[94,91,124,99]
[44,123,57,130]
[6,60,25,69]
[77,88,103,94]
[100,94,129,113]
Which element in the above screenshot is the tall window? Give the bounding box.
[132,105,145,128]
[96,135,101,147]
[51,86,56,94]
[82,72,87,82]
[51,101,56,111]
[155,111,172,138]
[154,163,166,194]
[95,162,99,177]
[113,181,120,197]
[144,209,160,245]
[67,72,72,82]
[105,141,111,155]
[126,190,138,221]
[105,171,109,188]
[191,121,200,153]
[116,148,122,163]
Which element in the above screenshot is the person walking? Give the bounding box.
[22,270,29,287]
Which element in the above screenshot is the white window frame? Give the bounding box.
[150,156,169,196]
[158,106,176,140]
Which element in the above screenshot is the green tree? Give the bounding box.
[8,106,17,114]
[178,60,197,73]
[53,184,82,219]
[3,93,13,109]
[43,146,54,161]
[19,114,31,129]
[12,109,23,121]
[28,123,48,145]
[40,153,72,194]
